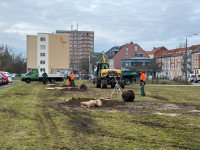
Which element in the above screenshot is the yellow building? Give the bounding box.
[27,33,70,74]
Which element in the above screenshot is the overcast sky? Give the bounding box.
[1,0,200,55]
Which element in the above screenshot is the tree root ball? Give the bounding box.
[122,90,135,102]
[80,84,87,91]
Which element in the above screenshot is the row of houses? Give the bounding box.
[26,29,200,78]
[90,42,200,79]
[154,45,200,79]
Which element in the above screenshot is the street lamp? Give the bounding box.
[185,34,198,80]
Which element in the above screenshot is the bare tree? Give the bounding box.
[0,44,26,74]
[80,58,89,73]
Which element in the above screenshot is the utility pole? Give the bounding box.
[185,34,198,80]
[185,37,188,80]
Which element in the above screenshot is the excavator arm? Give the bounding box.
[101,51,108,63]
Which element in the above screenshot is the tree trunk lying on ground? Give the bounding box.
[80,99,102,108]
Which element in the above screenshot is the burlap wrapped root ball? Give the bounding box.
[80,84,87,91]
[122,90,135,102]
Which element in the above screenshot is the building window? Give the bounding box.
[135,46,138,51]
[40,45,45,49]
[40,68,45,72]
[40,60,45,64]
[126,46,128,51]
[126,52,128,56]
[135,53,143,57]
[195,54,199,59]
[40,53,45,57]
[40,37,45,41]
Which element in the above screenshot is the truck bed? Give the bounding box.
[122,71,139,76]
[39,74,64,78]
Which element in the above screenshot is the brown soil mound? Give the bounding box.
[62,98,125,108]
[50,98,200,117]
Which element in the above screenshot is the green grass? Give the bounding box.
[0,80,200,149]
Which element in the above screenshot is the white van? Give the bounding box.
[196,74,200,82]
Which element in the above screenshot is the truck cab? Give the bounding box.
[21,68,40,83]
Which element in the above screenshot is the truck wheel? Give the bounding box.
[111,82,116,88]
[26,78,31,83]
[101,80,107,88]
[119,80,125,89]
[50,79,55,84]
[93,78,95,84]
[125,78,132,85]
[95,81,101,88]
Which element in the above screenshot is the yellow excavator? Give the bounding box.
[94,51,125,88]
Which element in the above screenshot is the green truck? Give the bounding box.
[122,71,140,85]
[21,68,64,83]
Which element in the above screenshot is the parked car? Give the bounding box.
[81,74,90,80]
[189,74,196,82]
[11,73,16,79]
[0,71,12,83]
[0,73,9,84]
[0,74,4,85]
[74,74,80,80]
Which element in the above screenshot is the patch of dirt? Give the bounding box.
[70,116,95,134]
[51,98,200,116]
[151,95,169,101]
[15,93,27,96]
[132,120,165,127]
[63,97,125,108]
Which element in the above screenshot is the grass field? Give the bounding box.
[0,80,200,150]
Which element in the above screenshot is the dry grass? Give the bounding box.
[0,80,200,150]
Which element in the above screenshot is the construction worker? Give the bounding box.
[42,72,48,84]
[67,72,75,87]
[140,71,146,96]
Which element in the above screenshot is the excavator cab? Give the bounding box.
[96,63,109,76]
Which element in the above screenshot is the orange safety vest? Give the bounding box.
[140,73,146,81]
[67,74,75,86]
[70,74,75,80]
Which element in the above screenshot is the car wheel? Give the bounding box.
[26,78,31,83]
[50,79,55,84]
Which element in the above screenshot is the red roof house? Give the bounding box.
[113,42,149,69]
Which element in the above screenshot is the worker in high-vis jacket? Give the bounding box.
[67,73,75,87]
[140,71,146,96]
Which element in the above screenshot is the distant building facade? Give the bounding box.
[192,47,200,74]
[56,30,94,72]
[113,42,149,69]
[154,45,200,79]
[27,33,70,74]
[121,57,152,71]
[105,46,120,69]
[148,46,168,58]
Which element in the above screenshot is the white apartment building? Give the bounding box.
[27,33,70,74]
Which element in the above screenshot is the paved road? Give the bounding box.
[0,82,18,89]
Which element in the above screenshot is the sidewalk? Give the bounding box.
[131,83,200,86]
